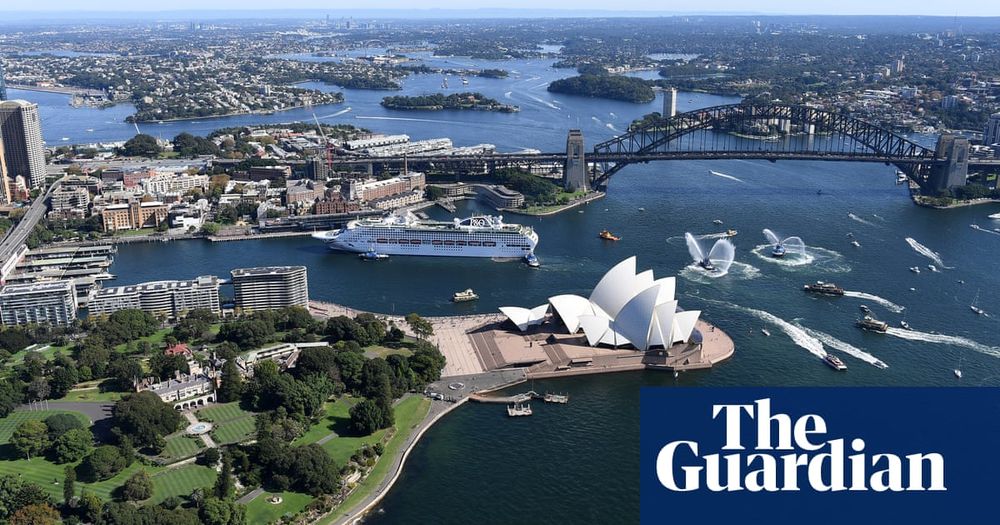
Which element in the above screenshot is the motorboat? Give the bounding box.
[927,264,937,272]
[523,253,540,268]
[954,369,963,379]
[724,229,738,237]
[698,259,716,272]
[803,281,845,296]
[851,240,861,247]
[452,289,479,302]
[859,305,872,314]
[771,244,787,257]
[359,249,389,261]
[900,320,911,330]
[824,354,848,371]
[712,219,724,225]
[909,266,921,274]
[598,230,621,241]
[761,328,771,337]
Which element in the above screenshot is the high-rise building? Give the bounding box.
[0,280,78,326]
[88,275,221,318]
[663,87,678,118]
[231,266,308,312]
[0,59,7,101]
[983,113,1000,147]
[0,138,11,204]
[0,100,46,189]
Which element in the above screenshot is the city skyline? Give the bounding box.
[0,2,999,17]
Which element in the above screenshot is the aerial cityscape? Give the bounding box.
[0,3,999,524]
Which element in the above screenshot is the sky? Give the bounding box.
[0,1,999,16]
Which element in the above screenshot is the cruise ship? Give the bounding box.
[312,214,539,258]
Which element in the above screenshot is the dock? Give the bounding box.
[506,402,533,417]
[470,390,570,404]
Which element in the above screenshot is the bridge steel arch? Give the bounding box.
[591,103,937,188]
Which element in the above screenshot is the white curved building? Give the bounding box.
[500,257,701,351]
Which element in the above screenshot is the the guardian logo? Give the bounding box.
[656,398,946,493]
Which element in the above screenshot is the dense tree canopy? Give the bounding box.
[121,134,162,157]
[111,392,183,451]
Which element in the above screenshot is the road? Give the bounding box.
[0,178,61,263]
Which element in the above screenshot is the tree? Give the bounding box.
[200,222,222,235]
[404,313,434,339]
[62,466,75,505]
[349,398,393,435]
[172,309,216,342]
[213,456,234,500]
[198,448,221,467]
[215,360,243,403]
[47,365,79,399]
[295,346,338,378]
[409,341,447,386]
[11,421,48,459]
[360,358,393,401]
[0,475,51,521]
[324,316,362,343]
[107,356,143,392]
[217,318,275,350]
[79,446,128,482]
[0,330,31,354]
[148,353,189,381]
[121,134,162,157]
[0,381,23,418]
[288,444,340,495]
[51,428,93,464]
[77,490,101,523]
[44,413,84,439]
[9,503,59,525]
[111,392,183,450]
[122,470,153,501]
[25,378,50,402]
[199,498,246,525]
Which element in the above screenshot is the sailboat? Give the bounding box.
[970,289,985,316]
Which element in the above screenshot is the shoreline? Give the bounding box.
[134,100,345,124]
[503,191,607,217]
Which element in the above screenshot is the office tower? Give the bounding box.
[0,100,46,189]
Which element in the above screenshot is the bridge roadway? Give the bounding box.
[0,179,61,266]
[326,151,1000,168]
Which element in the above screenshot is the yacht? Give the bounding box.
[859,305,871,314]
[970,290,985,315]
[724,229,738,237]
[523,253,540,268]
[761,328,771,337]
[823,354,848,371]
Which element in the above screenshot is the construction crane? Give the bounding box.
[312,112,334,175]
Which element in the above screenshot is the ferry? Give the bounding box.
[824,354,848,371]
[452,289,479,302]
[598,229,621,241]
[802,281,845,296]
[313,214,538,258]
[857,315,889,333]
[523,253,540,268]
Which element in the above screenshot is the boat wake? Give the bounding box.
[504,91,513,99]
[970,224,1000,236]
[729,305,826,358]
[905,237,952,269]
[605,123,621,133]
[885,327,1000,358]
[750,244,850,272]
[524,94,559,109]
[681,261,760,282]
[841,291,905,313]
[315,107,352,119]
[848,212,876,226]
[796,323,888,368]
[708,170,746,183]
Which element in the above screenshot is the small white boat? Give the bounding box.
[954,369,963,379]
[909,266,920,274]
[452,289,479,302]
[900,320,911,330]
[712,219,724,225]
[988,212,1000,219]
[638,207,645,212]
[761,328,771,336]
[927,264,937,272]
[851,240,861,247]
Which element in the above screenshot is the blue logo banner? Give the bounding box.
[640,388,1000,524]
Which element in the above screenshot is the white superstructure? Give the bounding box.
[312,214,538,258]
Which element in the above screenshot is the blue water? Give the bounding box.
[28,51,1000,523]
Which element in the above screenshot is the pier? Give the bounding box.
[469,391,570,404]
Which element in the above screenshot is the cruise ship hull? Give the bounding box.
[312,217,538,258]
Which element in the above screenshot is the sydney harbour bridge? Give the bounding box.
[328,103,1000,194]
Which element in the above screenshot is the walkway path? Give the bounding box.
[316,429,340,446]
[183,411,217,448]
[237,487,266,505]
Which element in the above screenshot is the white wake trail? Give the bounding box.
[842,291,906,313]
[733,305,827,358]
[504,91,513,99]
[315,107,352,119]
[797,324,888,368]
[905,237,952,269]
[848,212,875,226]
[970,224,1000,237]
[526,94,559,109]
[708,170,745,183]
[886,328,1000,358]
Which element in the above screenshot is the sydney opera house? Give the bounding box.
[499,257,702,351]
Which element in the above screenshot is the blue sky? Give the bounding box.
[1,1,999,16]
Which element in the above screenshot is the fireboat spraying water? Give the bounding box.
[685,232,736,276]
[763,228,806,258]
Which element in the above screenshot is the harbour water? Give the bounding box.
[18,51,1000,523]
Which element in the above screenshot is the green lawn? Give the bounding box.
[160,435,204,461]
[363,345,413,359]
[57,389,124,403]
[113,327,172,352]
[198,402,256,445]
[149,464,216,503]
[6,343,68,366]
[320,396,430,524]
[212,417,256,445]
[294,397,358,446]
[244,491,314,524]
[0,410,90,443]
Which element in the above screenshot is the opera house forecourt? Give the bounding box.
[499,257,734,373]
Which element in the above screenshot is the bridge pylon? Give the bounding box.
[564,129,587,191]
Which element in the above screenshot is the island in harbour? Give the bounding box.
[547,65,656,103]
[380,92,520,112]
